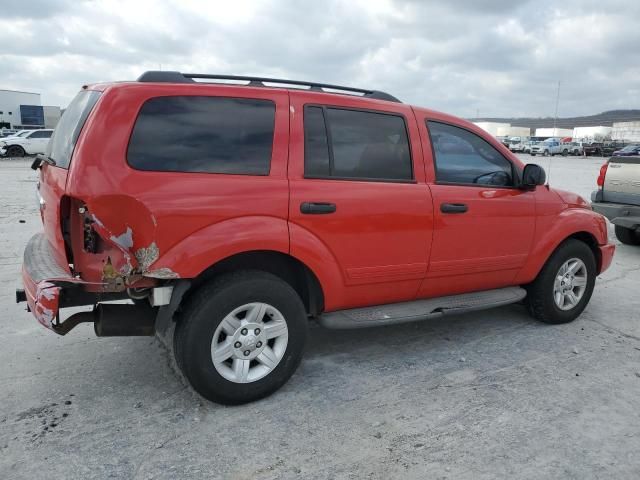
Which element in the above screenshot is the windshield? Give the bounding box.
[46,90,101,169]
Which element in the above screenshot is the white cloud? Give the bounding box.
[2,0,638,117]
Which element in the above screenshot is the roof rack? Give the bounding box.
[136,71,401,103]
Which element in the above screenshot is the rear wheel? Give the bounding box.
[562,149,568,156]
[174,270,308,405]
[525,239,596,324]
[615,225,640,245]
[5,145,25,157]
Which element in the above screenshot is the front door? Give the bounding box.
[288,92,434,311]
[417,119,536,297]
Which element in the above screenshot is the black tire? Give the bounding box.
[562,149,568,156]
[531,153,536,157]
[544,150,550,156]
[525,239,596,324]
[174,270,308,405]
[6,145,25,157]
[615,225,640,245]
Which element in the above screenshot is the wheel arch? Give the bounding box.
[565,231,602,273]
[182,250,325,317]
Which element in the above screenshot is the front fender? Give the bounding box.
[515,207,609,284]
[151,216,290,278]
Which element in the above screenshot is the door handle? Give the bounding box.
[440,203,468,214]
[300,202,336,214]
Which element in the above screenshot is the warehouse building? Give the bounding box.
[0,88,61,130]
[473,122,530,137]
[573,126,612,141]
[611,121,640,142]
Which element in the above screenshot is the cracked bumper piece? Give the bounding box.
[20,233,80,331]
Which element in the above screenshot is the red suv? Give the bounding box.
[17,71,615,404]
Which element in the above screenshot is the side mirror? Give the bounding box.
[521,163,546,189]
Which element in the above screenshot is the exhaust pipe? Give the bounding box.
[94,303,156,336]
[52,302,157,336]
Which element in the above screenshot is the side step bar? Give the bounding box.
[317,287,527,329]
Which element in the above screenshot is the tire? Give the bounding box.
[562,149,568,156]
[174,270,308,405]
[531,153,536,157]
[6,145,25,157]
[544,150,550,156]
[615,225,640,245]
[525,239,596,324]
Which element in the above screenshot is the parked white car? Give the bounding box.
[0,129,53,157]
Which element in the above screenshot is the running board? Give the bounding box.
[317,287,527,329]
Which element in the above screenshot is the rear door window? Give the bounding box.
[304,106,412,181]
[427,121,514,187]
[31,130,52,138]
[47,90,101,169]
[127,96,276,175]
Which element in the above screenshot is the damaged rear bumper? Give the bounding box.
[20,232,78,331]
[18,232,120,333]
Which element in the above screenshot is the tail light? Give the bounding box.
[597,163,608,188]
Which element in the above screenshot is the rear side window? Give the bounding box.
[47,90,101,169]
[31,130,52,138]
[427,121,514,187]
[304,106,412,181]
[127,96,275,175]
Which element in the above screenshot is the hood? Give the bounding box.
[552,188,590,208]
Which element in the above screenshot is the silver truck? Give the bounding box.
[530,138,571,156]
[591,156,640,245]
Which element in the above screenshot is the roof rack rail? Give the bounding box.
[136,71,401,103]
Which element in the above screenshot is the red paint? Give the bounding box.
[21,80,615,329]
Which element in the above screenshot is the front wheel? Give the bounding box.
[544,150,550,156]
[5,145,25,157]
[525,239,596,324]
[174,271,308,404]
[615,225,640,245]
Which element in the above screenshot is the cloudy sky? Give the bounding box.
[3,0,639,118]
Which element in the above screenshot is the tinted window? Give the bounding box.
[304,106,412,181]
[128,96,275,175]
[47,90,101,169]
[427,121,514,186]
[31,130,52,138]
[304,107,331,176]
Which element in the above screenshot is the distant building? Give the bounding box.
[535,127,573,138]
[0,88,61,129]
[573,126,612,141]
[43,106,62,129]
[473,122,531,138]
[611,122,640,142]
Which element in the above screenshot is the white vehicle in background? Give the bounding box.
[505,136,530,153]
[0,129,53,157]
[530,138,571,156]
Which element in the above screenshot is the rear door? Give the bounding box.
[416,118,536,297]
[28,130,53,153]
[288,92,434,311]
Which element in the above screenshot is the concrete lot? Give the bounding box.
[1,155,639,479]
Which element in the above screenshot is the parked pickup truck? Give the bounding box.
[530,138,571,157]
[592,156,640,245]
[16,71,615,404]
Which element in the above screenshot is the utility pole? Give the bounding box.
[553,80,561,136]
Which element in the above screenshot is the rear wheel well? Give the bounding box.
[566,232,601,273]
[187,251,324,317]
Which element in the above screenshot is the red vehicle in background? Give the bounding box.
[17,72,615,404]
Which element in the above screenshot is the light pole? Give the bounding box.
[552,80,561,136]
